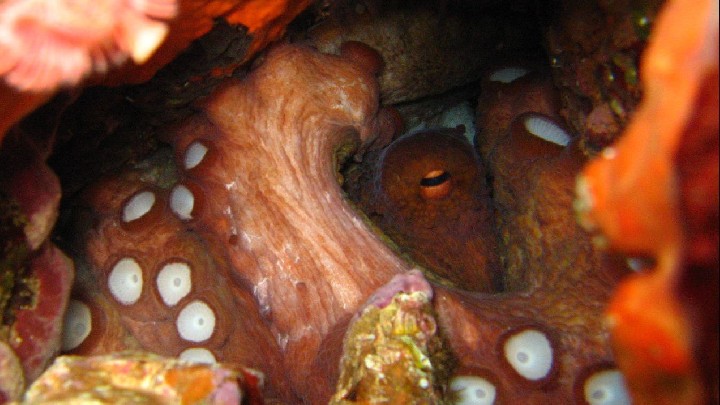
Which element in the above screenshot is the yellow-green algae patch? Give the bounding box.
[331,290,451,404]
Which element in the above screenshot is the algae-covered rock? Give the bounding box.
[16,351,265,404]
[331,270,449,404]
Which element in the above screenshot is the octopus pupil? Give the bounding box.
[173,278,181,287]
[516,352,529,363]
[475,389,487,398]
[420,170,451,187]
[592,390,605,399]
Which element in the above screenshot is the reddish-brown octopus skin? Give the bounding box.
[491,114,587,291]
[66,41,412,403]
[576,0,719,402]
[361,127,502,292]
[70,168,294,402]
[433,132,627,403]
[164,42,415,403]
[418,57,627,402]
[476,59,591,292]
[475,64,561,161]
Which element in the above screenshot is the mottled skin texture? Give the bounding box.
[476,62,598,292]
[0,1,712,403]
[69,43,625,403]
[400,55,627,402]
[0,130,61,251]
[434,136,627,402]
[490,118,589,292]
[346,107,627,400]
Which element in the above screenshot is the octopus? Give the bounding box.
[0,0,715,403]
[346,126,502,292]
[56,40,632,404]
[374,59,629,403]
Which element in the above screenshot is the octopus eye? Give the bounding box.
[420,169,452,199]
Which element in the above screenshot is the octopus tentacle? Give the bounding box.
[422,49,631,403]
[476,63,561,161]
[68,164,293,401]
[165,43,413,401]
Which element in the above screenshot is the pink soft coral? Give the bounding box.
[0,0,176,91]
